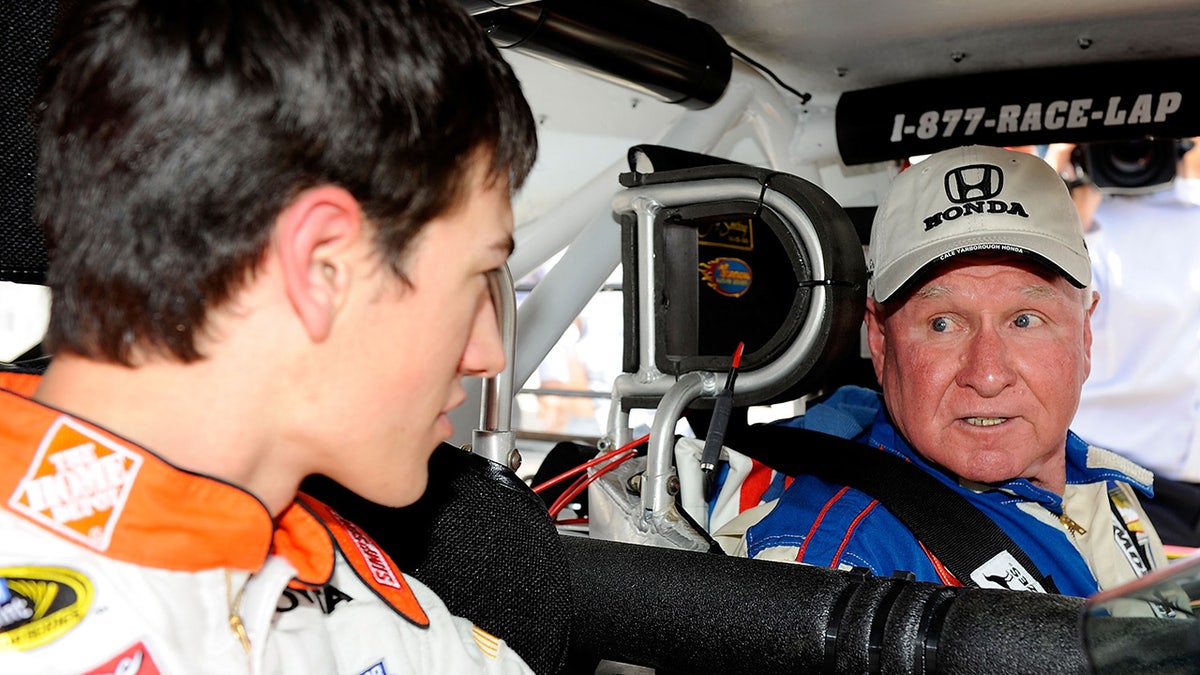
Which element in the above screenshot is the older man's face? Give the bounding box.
[865,254,1097,493]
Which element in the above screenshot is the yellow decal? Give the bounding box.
[698,217,754,251]
[0,566,93,651]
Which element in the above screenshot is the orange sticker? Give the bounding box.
[9,417,142,551]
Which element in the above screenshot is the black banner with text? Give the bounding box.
[836,58,1200,165]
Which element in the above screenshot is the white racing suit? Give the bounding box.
[0,373,534,674]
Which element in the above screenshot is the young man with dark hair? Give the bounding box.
[0,0,539,671]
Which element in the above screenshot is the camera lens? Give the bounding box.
[1085,139,1177,192]
[1109,141,1157,173]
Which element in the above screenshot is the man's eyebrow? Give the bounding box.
[913,283,1062,301]
[915,285,949,300]
[495,235,515,258]
[1021,284,1061,301]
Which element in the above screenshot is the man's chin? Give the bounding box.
[436,411,455,441]
[354,469,430,509]
[951,454,1025,486]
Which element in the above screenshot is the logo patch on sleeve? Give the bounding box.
[83,641,162,675]
[9,417,143,551]
[0,566,94,651]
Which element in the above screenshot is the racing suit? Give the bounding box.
[0,373,534,674]
[743,386,1167,597]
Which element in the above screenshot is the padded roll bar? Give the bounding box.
[467,0,732,109]
[564,536,1088,674]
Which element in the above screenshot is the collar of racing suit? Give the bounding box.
[0,370,429,626]
[799,385,1155,506]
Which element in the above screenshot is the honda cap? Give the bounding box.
[867,145,1090,303]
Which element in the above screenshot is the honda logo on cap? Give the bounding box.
[944,164,1004,203]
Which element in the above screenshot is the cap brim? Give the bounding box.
[872,231,1091,303]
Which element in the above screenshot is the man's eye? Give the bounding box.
[931,317,950,332]
[1013,313,1039,328]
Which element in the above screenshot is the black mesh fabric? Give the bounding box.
[302,444,573,675]
[0,1,64,284]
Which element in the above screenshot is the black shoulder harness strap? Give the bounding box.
[725,423,1059,593]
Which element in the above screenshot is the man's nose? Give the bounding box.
[460,292,507,379]
[954,324,1016,396]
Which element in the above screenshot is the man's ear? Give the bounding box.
[273,185,365,342]
[864,298,887,386]
[1081,288,1100,376]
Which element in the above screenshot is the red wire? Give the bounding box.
[531,433,650,494]
[548,448,639,520]
[732,341,745,369]
[547,472,591,519]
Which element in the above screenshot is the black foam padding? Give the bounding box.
[0,1,62,284]
[477,0,731,109]
[833,576,911,674]
[303,444,572,675]
[935,589,1087,674]
[563,536,1091,674]
[563,535,849,673]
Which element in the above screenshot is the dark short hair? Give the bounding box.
[36,0,537,364]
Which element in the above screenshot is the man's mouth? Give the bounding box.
[445,390,467,412]
[964,416,1008,427]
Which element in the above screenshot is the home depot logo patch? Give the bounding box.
[9,417,143,551]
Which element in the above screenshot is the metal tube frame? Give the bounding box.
[468,65,827,529]
[611,177,832,520]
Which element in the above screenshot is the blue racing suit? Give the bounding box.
[743,387,1165,597]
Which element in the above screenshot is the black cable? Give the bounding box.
[729,45,813,105]
[700,342,744,501]
[751,171,786,218]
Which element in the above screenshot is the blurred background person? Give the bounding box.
[1049,139,1200,549]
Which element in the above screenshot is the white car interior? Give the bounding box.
[6,1,1200,673]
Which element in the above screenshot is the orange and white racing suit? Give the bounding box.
[0,373,534,674]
